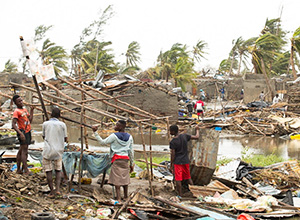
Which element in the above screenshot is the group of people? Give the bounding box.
[259,91,283,104]
[12,94,198,201]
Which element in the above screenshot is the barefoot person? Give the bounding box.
[169,125,200,197]
[12,95,34,174]
[42,108,68,198]
[92,120,134,203]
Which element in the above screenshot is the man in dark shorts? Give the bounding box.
[92,120,134,203]
[169,124,199,197]
[12,95,34,174]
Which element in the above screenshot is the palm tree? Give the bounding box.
[192,40,207,63]
[236,37,256,74]
[39,39,68,76]
[171,57,196,91]
[249,33,281,74]
[218,59,231,74]
[3,60,18,73]
[125,41,141,67]
[80,40,117,75]
[290,26,300,79]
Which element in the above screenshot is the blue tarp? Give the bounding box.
[29,151,110,178]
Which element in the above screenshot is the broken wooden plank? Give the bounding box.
[155,196,208,217]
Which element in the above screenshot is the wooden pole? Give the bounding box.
[243,117,266,136]
[58,77,152,119]
[112,188,140,219]
[215,82,226,121]
[20,36,49,121]
[10,82,126,121]
[32,94,106,126]
[138,123,154,196]
[77,71,84,192]
[149,120,153,181]
[155,196,208,217]
[166,118,171,142]
[80,82,158,118]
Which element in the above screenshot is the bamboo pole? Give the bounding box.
[80,82,158,118]
[77,71,84,193]
[32,95,108,126]
[58,77,151,119]
[42,81,76,101]
[243,117,266,136]
[75,94,134,103]
[138,122,154,196]
[149,120,153,181]
[214,82,226,121]
[10,82,126,121]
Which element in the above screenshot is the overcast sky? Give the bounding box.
[1,0,300,73]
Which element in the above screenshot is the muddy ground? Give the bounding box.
[0,169,194,220]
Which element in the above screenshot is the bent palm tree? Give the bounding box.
[40,39,68,76]
[125,41,141,67]
[290,26,300,79]
[3,60,18,73]
[192,40,207,63]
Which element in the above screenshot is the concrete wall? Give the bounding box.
[114,85,178,122]
[0,72,31,85]
[243,74,275,103]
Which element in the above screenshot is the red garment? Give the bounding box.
[194,100,204,110]
[13,108,31,133]
[111,154,129,163]
[174,164,191,181]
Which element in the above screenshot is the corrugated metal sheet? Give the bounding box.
[103,80,128,88]
[188,128,219,185]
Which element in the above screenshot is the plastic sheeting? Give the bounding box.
[29,151,110,178]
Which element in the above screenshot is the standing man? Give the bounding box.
[259,91,265,101]
[12,95,34,175]
[194,98,205,120]
[92,120,134,203]
[169,125,199,197]
[220,87,225,100]
[42,108,67,198]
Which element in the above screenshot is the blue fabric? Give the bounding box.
[29,151,110,178]
[114,132,130,141]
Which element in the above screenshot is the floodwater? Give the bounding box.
[1,122,300,162]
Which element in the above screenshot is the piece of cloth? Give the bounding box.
[111,154,129,163]
[94,132,134,166]
[13,108,31,133]
[17,129,31,145]
[108,159,130,186]
[174,164,191,181]
[29,151,110,178]
[42,118,67,160]
[42,157,62,172]
[170,133,191,164]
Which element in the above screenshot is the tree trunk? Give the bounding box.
[291,43,297,80]
[261,58,274,100]
[238,54,242,75]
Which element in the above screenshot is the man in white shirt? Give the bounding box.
[42,108,68,198]
[273,94,282,104]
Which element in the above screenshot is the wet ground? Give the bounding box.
[1,121,300,162]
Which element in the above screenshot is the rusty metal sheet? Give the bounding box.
[188,128,219,185]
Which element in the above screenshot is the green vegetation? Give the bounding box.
[2,59,18,73]
[134,156,170,170]
[242,153,284,167]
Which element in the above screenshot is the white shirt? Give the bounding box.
[273,96,281,104]
[42,118,67,160]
